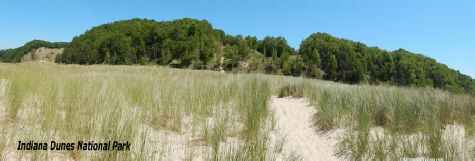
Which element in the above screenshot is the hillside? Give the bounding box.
[21,47,64,62]
[2,18,473,94]
[0,40,67,62]
[54,18,474,94]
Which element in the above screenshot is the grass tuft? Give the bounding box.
[277,83,304,98]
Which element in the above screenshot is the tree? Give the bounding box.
[245,36,258,50]
[222,45,240,70]
[282,56,304,76]
[301,49,322,78]
[327,54,338,81]
[257,36,293,57]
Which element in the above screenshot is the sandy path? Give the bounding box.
[270,96,341,161]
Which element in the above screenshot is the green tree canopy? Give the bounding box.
[57,18,220,69]
[299,32,474,94]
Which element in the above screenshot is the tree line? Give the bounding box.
[299,33,474,94]
[1,18,473,94]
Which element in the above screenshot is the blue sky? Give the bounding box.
[1,0,474,77]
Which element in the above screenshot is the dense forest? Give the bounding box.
[299,33,475,94]
[1,18,474,94]
[0,40,68,62]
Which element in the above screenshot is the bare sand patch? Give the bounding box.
[21,47,63,62]
[270,96,343,161]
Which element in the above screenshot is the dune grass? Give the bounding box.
[0,63,289,161]
[1,62,474,161]
[302,81,475,161]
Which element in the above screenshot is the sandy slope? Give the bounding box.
[270,96,342,161]
[21,47,64,62]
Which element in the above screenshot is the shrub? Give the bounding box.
[374,108,392,127]
[278,84,304,98]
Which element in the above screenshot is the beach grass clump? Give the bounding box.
[277,83,305,98]
[304,81,475,160]
[238,79,271,140]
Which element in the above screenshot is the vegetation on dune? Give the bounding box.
[0,17,474,160]
[302,81,475,160]
[56,18,220,68]
[277,83,305,98]
[0,63,293,161]
[0,62,474,160]
[0,40,68,62]
[50,18,475,94]
[299,33,475,94]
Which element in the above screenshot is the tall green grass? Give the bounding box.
[2,62,473,160]
[0,63,285,161]
[303,81,475,160]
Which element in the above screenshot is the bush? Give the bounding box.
[278,84,304,98]
[374,108,392,127]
